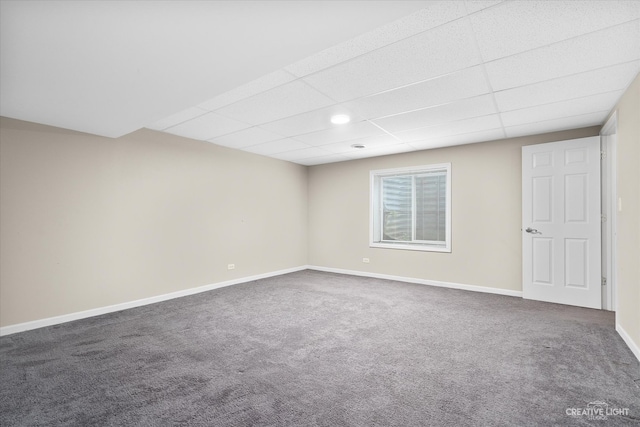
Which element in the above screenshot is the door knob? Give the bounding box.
[525,227,541,234]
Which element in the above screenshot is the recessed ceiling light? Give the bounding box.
[351,144,366,149]
[330,114,350,125]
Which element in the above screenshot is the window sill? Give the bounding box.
[370,242,451,253]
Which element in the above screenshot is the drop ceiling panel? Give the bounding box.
[146,107,208,131]
[494,61,640,112]
[208,126,283,149]
[395,114,503,142]
[373,94,497,132]
[301,18,482,102]
[464,0,504,14]
[344,66,490,120]
[197,70,297,111]
[214,80,335,125]
[470,1,640,61]
[241,138,311,155]
[294,120,387,146]
[285,1,467,77]
[163,112,250,140]
[259,104,361,137]
[342,143,414,160]
[500,91,624,127]
[485,20,640,91]
[408,128,506,150]
[504,111,608,138]
[320,135,400,154]
[1,1,429,138]
[8,2,640,166]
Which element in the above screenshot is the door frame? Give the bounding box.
[600,112,618,312]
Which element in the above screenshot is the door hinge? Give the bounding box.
[602,277,607,286]
[601,214,607,223]
[601,150,607,160]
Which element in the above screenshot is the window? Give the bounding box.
[370,164,451,252]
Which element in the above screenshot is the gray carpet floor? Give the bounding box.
[1,270,639,426]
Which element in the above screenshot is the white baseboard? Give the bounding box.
[309,266,640,362]
[307,265,523,298]
[0,266,307,337]
[6,265,636,363]
[616,323,640,363]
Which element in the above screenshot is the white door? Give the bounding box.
[522,137,601,309]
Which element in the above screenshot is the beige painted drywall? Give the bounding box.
[308,127,600,292]
[0,118,308,327]
[0,106,633,338]
[606,72,640,352]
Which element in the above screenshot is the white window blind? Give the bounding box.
[382,176,412,242]
[371,164,451,252]
[415,172,447,242]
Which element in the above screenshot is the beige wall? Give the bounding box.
[0,118,308,327]
[607,73,640,352]
[2,84,636,342]
[308,127,600,292]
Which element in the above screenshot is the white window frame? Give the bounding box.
[370,163,451,253]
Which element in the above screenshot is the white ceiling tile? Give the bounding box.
[241,138,311,155]
[1,1,432,138]
[344,66,490,119]
[297,154,352,166]
[342,143,415,159]
[259,104,362,137]
[146,107,208,130]
[470,1,640,61]
[208,126,283,149]
[494,61,640,112]
[500,91,623,127]
[301,18,482,102]
[485,20,640,91]
[504,111,608,138]
[408,128,505,150]
[197,70,297,111]
[163,112,250,140]
[294,120,387,146]
[395,114,503,142]
[214,80,335,125]
[373,94,497,132]
[464,1,504,14]
[320,135,400,154]
[285,2,467,77]
[270,146,334,162]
